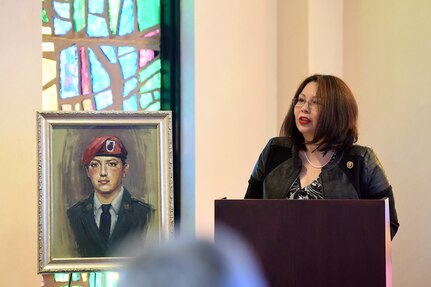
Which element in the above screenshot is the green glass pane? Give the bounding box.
[153,90,160,100]
[53,273,81,283]
[146,101,161,111]
[54,273,69,282]
[93,272,103,287]
[108,0,122,35]
[140,92,153,108]
[137,0,160,31]
[139,73,161,93]
[140,91,160,111]
[138,59,161,82]
[42,8,49,23]
[73,0,86,32]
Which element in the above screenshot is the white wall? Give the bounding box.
[308,0,343,77]
[0,0,278,285]
[344,1,431,285]
[277,0,431,286]
[191,0,278,237]
[277,0,309,127]
[0,1,41,286]
[276,0,343,126]
[1,0,429,286]
[180,0,196,237]
[189,0,431,285]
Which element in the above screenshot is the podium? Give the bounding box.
[215,199,392,287]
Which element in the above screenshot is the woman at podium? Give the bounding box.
[245,74,399,238]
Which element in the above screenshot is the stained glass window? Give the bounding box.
[42,0,162,111]
[42,1,179,286]
[49,272,119,287]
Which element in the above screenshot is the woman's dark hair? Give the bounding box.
[280,74,358,152]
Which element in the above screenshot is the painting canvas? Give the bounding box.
[37,111,173,273]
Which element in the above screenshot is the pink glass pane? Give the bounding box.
[79,47,91,95]
[139,49,155,68]
[143,29,160,38]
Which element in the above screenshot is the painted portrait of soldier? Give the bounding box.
[38,112,173,272]
[49,126,161,259]
[67,136,153,257]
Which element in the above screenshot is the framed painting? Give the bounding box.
[37,111,174,273]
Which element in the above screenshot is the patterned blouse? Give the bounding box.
[286,151,337,200]
[287,176,323,199]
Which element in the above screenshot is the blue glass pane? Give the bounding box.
[153,90,160,100]
[94,90,113,110]
[87,14,110,37]
[123,95,138,111]
[139,73,161,93]
[53,17,72,35]
[56,273,80,282]
[88,0,105,14]
[53,1,71,18]
[59,45,79,99]
[100,46,117,63]
[89,273,97,285]
[88,48,111,93]
[71,273,80,281]
[119,51,138,79]
[123,78,138,97]
[118,0,134,36]
[118,46,135,56]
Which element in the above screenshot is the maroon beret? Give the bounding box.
[82,136,128,165]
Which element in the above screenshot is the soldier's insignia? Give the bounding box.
[106,140,116,152]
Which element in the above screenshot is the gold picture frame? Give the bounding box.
[37,111,174,273]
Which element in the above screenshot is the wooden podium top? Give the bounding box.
[215,199,392,287]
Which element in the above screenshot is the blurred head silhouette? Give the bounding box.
[119,228,267,287]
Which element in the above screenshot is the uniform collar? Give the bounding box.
[93,187,124,214]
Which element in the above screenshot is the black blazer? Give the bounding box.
[245,137,399,238]
[67,188,152,257]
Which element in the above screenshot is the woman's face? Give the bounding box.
[86,156,129,196]
[294,81,320,142]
